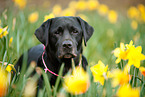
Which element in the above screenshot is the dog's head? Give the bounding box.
[35,16,94,59]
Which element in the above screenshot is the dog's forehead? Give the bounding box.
[51,17,80,28]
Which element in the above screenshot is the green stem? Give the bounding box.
[133,67,136,87]
[121,60,123,70]
[53,63,64,97]
[2,50,7,67]
[130,75,143,84]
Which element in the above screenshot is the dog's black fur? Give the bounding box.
[15,16,94,87]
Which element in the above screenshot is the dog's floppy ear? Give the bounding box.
[77,17,94,46]
[35,19,52,46]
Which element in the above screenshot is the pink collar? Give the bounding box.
[42,45,64,78]
[42,45,82,78]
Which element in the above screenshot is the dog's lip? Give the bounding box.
[58,53,77,59]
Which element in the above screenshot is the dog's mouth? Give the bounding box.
[58,53,77,59]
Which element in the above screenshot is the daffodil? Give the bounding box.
[111,69,130,87]
[139,67,145,76]
[127,6,139,20]
[131,20,138,30]
[0,62,15,73]
[114,40,145,68]
[14,0,27,9]
[9,37,13,47]
[68,1,77,10]
[113,42,128,64]
[28,12,39,23]
[44,13,55,22]
[90,60,108,85]
[52,4,62,16]
[138,4,145,22]
[125,40,134,49]
[87,0,99,11]
[127,46,145,68]
[98,4,109,16]
[63,66,90,95]
[0,26,8,38]
[61,8,76,16]
[117,84,140,97]
[6,65,14,73]
[108,10,118,24]
[76,1,87,11]
[0,66,9,97]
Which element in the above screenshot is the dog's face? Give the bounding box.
[49,17,83,59]
[35,16,94,60]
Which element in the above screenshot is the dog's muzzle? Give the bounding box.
[62,40,73,49]
[58,40,77,59]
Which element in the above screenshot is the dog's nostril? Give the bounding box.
[62,41,73,48]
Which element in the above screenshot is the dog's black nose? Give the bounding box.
[62,40,73,48]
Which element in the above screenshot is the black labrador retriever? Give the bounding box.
[15,16,94,87]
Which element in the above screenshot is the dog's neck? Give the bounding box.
[45,47,80,72]
[40,45,86,86]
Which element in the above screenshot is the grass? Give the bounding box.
[0,2,145,97]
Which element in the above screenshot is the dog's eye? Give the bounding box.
[55,27,63,35]
[55,31,60,35]
[72,30,78,34]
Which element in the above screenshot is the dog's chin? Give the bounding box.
[58,53,77,59]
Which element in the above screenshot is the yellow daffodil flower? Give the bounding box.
[90,60,108,85]
[131,20,138,30]
[28,12,39,23]
[127,7,139,20]
[108,10,118,24]
[63,66,90,95]
[0,66,9,97]
[68,1,77,10]
[0,28,3,37]
[0,26,8,38]
[87,0,99,11]
[76,1,87,11]
[52,4,62,16]
[43,13,55,22]
[61,8,76,16]
[117,84,140,97]
[6,65,14,73]
[113,42,128,64]
[111,69,130,87]
[9,37,13,47]
[125,40,134,49]
[139,67,145,76]
[98,4,109,16]
[114,40,145,68]
[0,62,15,73]
[138,4,145,22]
[14,0,27,9]
[127,46,145,68]
[127,4,145,22]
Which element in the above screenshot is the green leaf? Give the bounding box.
[41,68,52,97]
[53,63,64,97]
